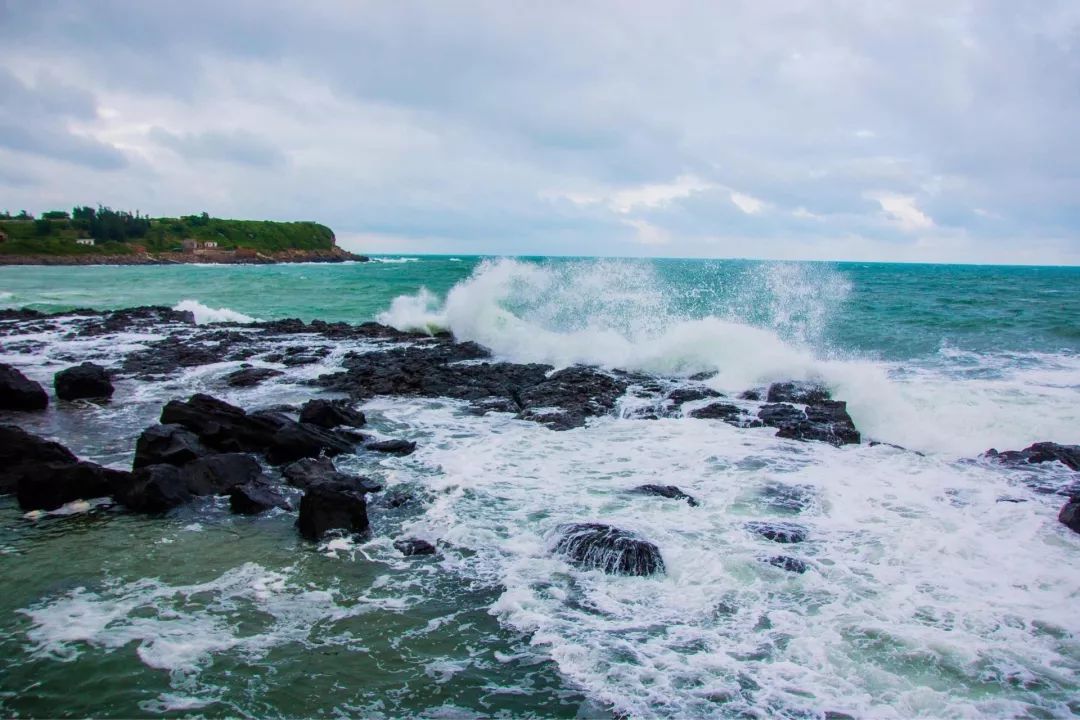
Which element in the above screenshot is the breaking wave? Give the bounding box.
[173,300,257,325]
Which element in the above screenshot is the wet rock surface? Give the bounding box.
[758,400,860,446]
[746,521,808,543]
[299,399,366,429]
[281,457,382,493]
[988,442,1080,472]
[0,363,48,411]
[365,438,417,455]
[225,366,284,387]
[180,453,264,496]
[230,481,290,515]
[553,523,666,576]
[764,555,809,573]
[54,361,114,401]
[394,538,437,556]
[298,483,370,540]
[630,484,699,507]
[133,424,208,469]
[113,464,191,514]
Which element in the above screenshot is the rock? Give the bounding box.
[298,483,370,540]
[180,453,264,495]
[230,481,290,515]
[0,363,48,410]
[758,401,860,446]
[764,555,809,573]
[766,381,830,404]
[515,366,628,430]
[988,442,1080,472]
[0,425,77,495]
[132,424,208,469]
[630,484,699,507]
[112,464,190,514]
[746,521,808,543]
[688,402,760,427]
[759,482,815,513]
[394,538,436,556]
[299,399,366,429]
[264,422,358,465]
[1059,497,1080,534]
[54,362,114,401]
[739,389,763,401]
[17,461,129,511]
[281,457,382,493]
[365,438,417,455]
[225,366,284,387]
[666,387,722,405]
[552,523,665,576]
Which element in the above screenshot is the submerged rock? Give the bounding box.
[630,484,699,507]
[0,363,48,411]
[394,538,436,556]
[180,453,264,495]
[758,481,816,513]
[298,483,370,540]
[764,555,809,573]
[225,366,284,387]
[365,438,417,455]
[988,442,1080,472]
[1059,497,1080,534]
[746,521,808,543]
[552,523,665,576]
[112,464,190,514]
[230,481,290,515]
[132,424,208,469]
[299,399,366,429]
[54,362,114,401]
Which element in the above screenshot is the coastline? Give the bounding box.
[0,246,368,266]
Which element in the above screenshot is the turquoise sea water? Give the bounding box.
[1,256,1079,718]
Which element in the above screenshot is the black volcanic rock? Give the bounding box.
[365,438,416,455]
[394,538,436,556]
[225,366,284,387]
[766,381,830,404]
[0,364,48,410]
[299,399,366,429]
[764,555,809,573]
[180,453,264,495]
[112,464,190,514]
[230,481,290,515]
[17,461,128,511]
[666,387,722,405]
[516,366,629,430]
[298,483,370,540]
[553,523,665,576]
[988,442,1080,472]
[630,484,699,507]
[133,424,208,469]
[54,362,114,401]
[281,457,382,493]
[1059,497,1080,534]
[0,425,78,495]
[758,401,860,446]
[746,521,808,544]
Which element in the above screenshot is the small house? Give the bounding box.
[75,238,95,246]
[181,238,198,252]
[204,240,218,249]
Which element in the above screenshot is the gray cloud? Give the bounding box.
[149,127,286,167]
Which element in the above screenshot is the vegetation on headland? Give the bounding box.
[0,207,338,257]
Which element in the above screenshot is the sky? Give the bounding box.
[2,1,1080,264]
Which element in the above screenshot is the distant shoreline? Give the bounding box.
[0,247,369,266]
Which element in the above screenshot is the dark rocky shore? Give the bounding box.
[0,246,368,265]
[2,305,1078,575]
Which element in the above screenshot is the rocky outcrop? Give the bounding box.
[764,555,809,573]
[230,482,290,515]
[766,381,830,405]
[180,453,264,495]
[987,442,1080,472]
[112,464,190,514]
[1059,497,1080,534]
[299,399,366,429]
[365,438,416,455]
[758,401,860,446]
[630,484,699,507]
[689,401,760,427]
[552,523,666,576]
[746,521,808,543]
[225,366,284,387]
[298,483,370,540]
[394,538,436,556]
[133,424,208,469]
[54,362,114,401]
[0,363,48,410]
[666,386,722,405]
[281,457,382,493]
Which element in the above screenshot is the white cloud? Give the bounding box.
[865,191,935,231]
[730,191,766,215]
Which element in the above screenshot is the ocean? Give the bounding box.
[1,256,1078,718]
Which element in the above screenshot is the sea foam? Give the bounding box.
[173,299,256,325]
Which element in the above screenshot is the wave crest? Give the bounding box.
[173,299,257,325]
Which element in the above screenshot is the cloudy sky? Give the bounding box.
[2,1,1079,264]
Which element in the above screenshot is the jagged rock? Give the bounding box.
[988,442,1080,472]
[688,401,761,427]
[299,399,366,429]
[225,366,284,387]
[516,366,628,430]
[180,453,264,495]
[230,481,290,515]
[0,425,78,494]
[264,422,358,465]
[132,424,208,469]
[766,381,830,404]
[739,389,763,401]
[365,438,416,455]
[0,364,48,410]
[17,461,129,511]
[281,457,382,493]
[758,401,860,446]
[746,521,808,543]
[54,362,114,401]
[630,484,699,507]
[298,483,370,540]
[666,387,722,405]
[759,481,815,513]
[394,538,436,556]
[764,556,808,573]
[1059,497,1080,534]
[112,464,190,514]
[552,523,665,576]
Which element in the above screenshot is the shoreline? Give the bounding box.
[0,247,369,266]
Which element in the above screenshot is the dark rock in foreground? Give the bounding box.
[54,362,114,401]
[758,401,860,446]
[689,401,761,427]
[630,484,699,507]
[394,538,436,556]
[180,453,264,495]
[988,442,1080,472]
[133,424,208,469]
[112,464,190,514]
[766,381,830,405]
[365,438,417,455]
[0,363,48,411]
[225,366,284,387]
[553,523,665,576]
[281,457,382,493]
[0,425,77,495]
[299,399,366,429]
[666,387,722,405]
[230,481,290,515]
[746,521,808,543]
[764,555,809,573]
[298,483,370,540]
[1059,497,1080,534]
